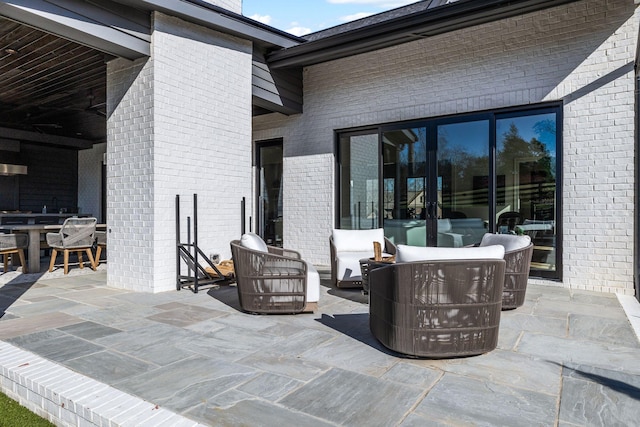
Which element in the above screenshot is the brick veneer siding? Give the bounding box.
[107,12,252,292]
[253,0,639,294]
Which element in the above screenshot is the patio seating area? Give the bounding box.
[0,265,639,426]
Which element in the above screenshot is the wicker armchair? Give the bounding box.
[330,228,396,288]
[47,217,97,274]
[369,244,506,358]
[0,234,28,273]
[230,233,319,314]
[479,233,534,310]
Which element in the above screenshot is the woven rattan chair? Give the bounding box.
[369,244,506,358]
[47,217,97,274]
[0,234,28,273]
[479,233,534,310]
[330,228,396,288]
[230,234,319,314]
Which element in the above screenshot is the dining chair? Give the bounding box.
[47,217,97,274]
[0,233,29,273]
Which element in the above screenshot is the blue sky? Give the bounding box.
[242,0,419,36]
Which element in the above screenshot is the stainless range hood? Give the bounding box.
[0,164,28,176]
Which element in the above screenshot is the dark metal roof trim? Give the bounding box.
[0,0,151,59]
[113,0,305,49]
[267,0,582,68]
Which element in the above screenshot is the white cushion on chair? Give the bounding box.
[305,262,320,303]
[396,244,505,262]
[240,233,268,252]
[479,233,531,252]
[332,228,385,252]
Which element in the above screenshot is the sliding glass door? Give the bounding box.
[496,111,559,273]
[257,141,283,247]
[338,132,379,230]
[337,105,560,278]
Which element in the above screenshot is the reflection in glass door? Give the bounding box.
[436,120,490,247]
[338,132,379,229]
[381,120,490,247]
[496,112,558,274]
[382,127,429,246]
[257,142,283,247]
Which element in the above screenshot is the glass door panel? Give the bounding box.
[382,127,428,246]
[339,132,379,229]
[436,120,490,247]
[496,113,558,274]
[257,142,283,246]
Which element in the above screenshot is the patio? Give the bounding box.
[0,265,639,426]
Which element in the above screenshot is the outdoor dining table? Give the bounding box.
[0,223,106,273]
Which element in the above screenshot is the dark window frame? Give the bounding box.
[335,103,562,280]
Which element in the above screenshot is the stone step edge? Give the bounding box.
[0,341,206,427]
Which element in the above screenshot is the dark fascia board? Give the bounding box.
[267,0,581,68]
[0,0,151,59]
[113,0,304,49]
[0,126,95,149]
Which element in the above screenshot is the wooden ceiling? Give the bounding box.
[0,17,107,147]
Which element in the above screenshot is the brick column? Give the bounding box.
[106,12,252,292]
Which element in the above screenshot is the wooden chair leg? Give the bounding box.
[18,249,27,274]
[85,249,96,271]
[78,251,84,269]
[49,249,58,272]
[94,246,102,268]
[63,249,69,275]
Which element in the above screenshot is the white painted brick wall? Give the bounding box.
[253,0,639,294]
[107,12,252,292]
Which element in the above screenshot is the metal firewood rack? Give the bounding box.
[175,194,234,293]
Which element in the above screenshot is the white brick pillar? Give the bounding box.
[106,12,252,292]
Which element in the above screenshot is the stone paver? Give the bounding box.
[1,267,639,426]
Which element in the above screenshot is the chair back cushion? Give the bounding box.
[479,233,531,252]
[331,228,385,252]
[240,233,268,252]
[59,217,97,248]
[396,244,505,262]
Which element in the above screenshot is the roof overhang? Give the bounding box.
[113,0,304,50]
[0,0,151,59]
[267,0,582,69]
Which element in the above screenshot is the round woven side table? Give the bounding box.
[359,257,394,295]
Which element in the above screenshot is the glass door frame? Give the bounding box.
[256,138,284,247]
[335,103,562,280]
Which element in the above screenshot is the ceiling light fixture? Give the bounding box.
[4,48,19,55]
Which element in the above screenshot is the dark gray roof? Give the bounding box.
[267,0,581,68]
[304,0,458,42]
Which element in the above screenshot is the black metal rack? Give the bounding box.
[175,194,233,293]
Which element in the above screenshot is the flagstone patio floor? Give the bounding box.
[0,265,639,426]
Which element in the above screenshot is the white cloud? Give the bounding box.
[286,25,313,36]
[248,14,272,25]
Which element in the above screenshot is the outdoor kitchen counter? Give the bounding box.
[0,213,91,225]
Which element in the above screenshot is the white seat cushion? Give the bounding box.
[336,251,393,282]
[240,233,268,252]
[332,228,385,252]
[305,262,320,303]
[396,244,505,262]
[479,233,531,252]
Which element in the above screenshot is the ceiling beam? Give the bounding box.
[0,126,95,148]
